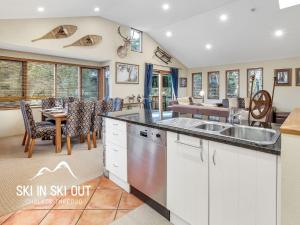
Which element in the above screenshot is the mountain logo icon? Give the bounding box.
[30,161,78,181]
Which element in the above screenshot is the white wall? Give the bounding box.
[0,16,188,137]
[189,57,300,112]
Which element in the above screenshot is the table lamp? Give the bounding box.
[199,90,205,103]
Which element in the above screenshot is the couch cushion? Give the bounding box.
[177,97,191,105]
[228,98,238,108]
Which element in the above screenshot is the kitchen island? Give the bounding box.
[102,109,281,225]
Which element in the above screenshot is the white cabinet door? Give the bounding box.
[167,132,209,225]
[106,142,127,182]
[104,118,128,183]
[209,141,277,225]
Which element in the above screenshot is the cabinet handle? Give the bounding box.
[113,123,119,126]
[113,163,119,168]
[200,149,204,162]
[213,150,216,166]
[113,148,118,152]
[112,132,118,136]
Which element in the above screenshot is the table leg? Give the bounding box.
[55,118,62,153]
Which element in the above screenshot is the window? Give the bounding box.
[0,60,23,108]
[247,68,263,97]
[226,70,239,98]
[207,71,220,99]
[27,62,55,106]
[56,64,79,98]
[192,73,203,98]
[130,28,142,52]
[0,56,105,109]
[82,68,99,100]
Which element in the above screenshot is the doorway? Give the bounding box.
[151,70,174,111]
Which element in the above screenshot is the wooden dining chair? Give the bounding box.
[91,100,105,148]
[63,101,94,154]
[22,101,56,158]
[41,98,55,110]
[62,96,79,108]
[79,101,95,150]
[20,101,53,148]
[62,101,80,155]
[105,98,114,112]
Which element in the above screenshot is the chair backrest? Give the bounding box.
[66,101,81,137]
[23,102,37,138]
[42,97,55,109]
[63,96,79,108]
[92,100,106,132]
[20,100,29,133]
[105,98,114,112]
[113,98,124,111]
[80,101,95,135]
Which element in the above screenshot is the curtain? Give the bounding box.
[144,63,153,109]
[171,67,179,98]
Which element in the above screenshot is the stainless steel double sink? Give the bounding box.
[157,118,280,145]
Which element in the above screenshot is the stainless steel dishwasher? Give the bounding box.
[127,123,167,207]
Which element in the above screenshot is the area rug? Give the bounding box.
[0,135,103,216]
[111,204,173,225]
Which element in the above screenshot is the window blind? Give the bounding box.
[0,60,23,108]
[56,64,79,98]
[27,62,55,106]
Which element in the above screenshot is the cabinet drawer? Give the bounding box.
[105,130,127,147]
[105,118,126,133]
[106,143,127,181]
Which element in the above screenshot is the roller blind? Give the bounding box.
[56,64,79,98]
[0,59,23,108]
[27,62,55,106]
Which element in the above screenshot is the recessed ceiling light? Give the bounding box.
[274,29,284,37]
[162,3,170,11]
[94,7,100,12]
[219,14,228,22]
[279,0,300,9]
[166,31,172,37]
[37,7,45,12]
[205,44,212,50]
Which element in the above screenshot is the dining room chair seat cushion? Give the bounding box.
[34,125,56,139]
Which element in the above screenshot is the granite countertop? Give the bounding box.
[102,109,281,155]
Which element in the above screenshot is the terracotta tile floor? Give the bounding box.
[0,176,143,225]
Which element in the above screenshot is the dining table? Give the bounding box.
[41,109,67,153]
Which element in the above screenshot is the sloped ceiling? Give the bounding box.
[0,0,300,68]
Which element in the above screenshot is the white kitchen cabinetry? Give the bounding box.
[209,141,277,225]
[167,132,209,225]
[104,118,129,191]
[167,135,278,225]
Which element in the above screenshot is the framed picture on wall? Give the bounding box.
[115,62,139,84]
[207,71,220,99]
[179,78,187,87]
[296,68,300,86]
[274,68,292,86]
